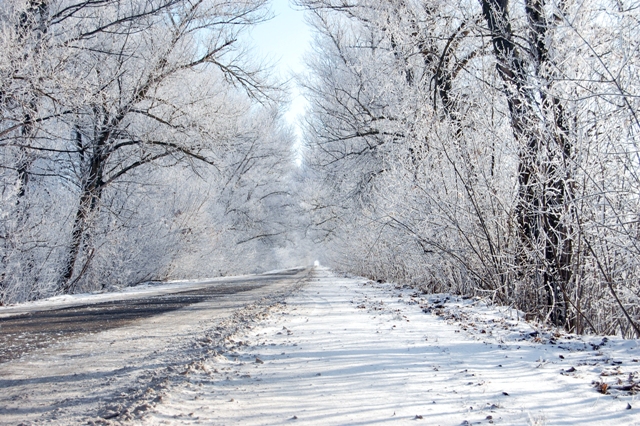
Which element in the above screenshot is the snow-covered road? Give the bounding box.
[142,267,638,426]
[1,267,638,425]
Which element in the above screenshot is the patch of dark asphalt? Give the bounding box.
[0,272,302,364]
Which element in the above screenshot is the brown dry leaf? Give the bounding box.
[594,381,609,394]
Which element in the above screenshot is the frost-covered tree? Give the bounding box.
[298,0,640,337]
[1,0,298,303]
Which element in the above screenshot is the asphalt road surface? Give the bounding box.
[0,268,307,364]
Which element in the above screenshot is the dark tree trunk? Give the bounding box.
[481,0,573,326]
[58,126,108,293]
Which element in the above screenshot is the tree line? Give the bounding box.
[1,0,298,304]
[3,0,639,338]
[297,0,640,337]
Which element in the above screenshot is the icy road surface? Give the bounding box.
[0,272,308,363]
[1,267,639,425]
[0,268,309,424]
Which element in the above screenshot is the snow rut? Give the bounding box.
[0,270,309,425]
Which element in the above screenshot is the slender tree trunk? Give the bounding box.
[16,114,34,200]
[15,0,48,201]
[3,0,48,298]
[12,0,47,202]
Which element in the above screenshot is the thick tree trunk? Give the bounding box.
[481,0,573,326]
[525,0,573,324]
[58,131,107,293]
[58,189,93,291]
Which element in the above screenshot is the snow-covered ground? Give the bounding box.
[1,267,638,425]
[142,267,639,425]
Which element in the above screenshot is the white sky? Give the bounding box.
[248,0,312,161]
